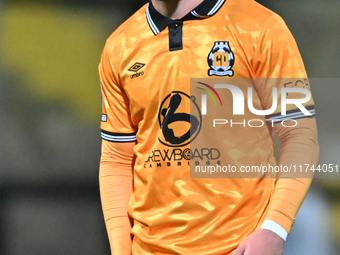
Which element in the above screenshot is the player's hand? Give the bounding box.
[233,229,284,255]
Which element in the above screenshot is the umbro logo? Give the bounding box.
[128,62,145,72]
[128,62,145,79]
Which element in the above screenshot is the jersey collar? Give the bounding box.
[146,0,226,35]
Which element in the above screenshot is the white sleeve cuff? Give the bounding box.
[260,220,288,241]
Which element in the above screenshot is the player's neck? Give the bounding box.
[151,0,204,19]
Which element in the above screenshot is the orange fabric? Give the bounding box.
[266,118,319,233]
[99,140,135,255]
[98,0,318,254]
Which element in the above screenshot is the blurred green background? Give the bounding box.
[0,0,339,254]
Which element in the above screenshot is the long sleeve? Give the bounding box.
[252,11,319,236]
[99,35,138,254]
[264,117,319,234]
[99,139,135,255]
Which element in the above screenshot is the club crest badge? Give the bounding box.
[207,41,235,76]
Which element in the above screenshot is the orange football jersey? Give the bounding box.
[99,0,315,254]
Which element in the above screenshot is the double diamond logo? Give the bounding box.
[128,62,145,72]
[128,62,146,79]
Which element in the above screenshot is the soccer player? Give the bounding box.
[99,0,319,254]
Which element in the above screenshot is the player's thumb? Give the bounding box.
[232,244,245,255]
